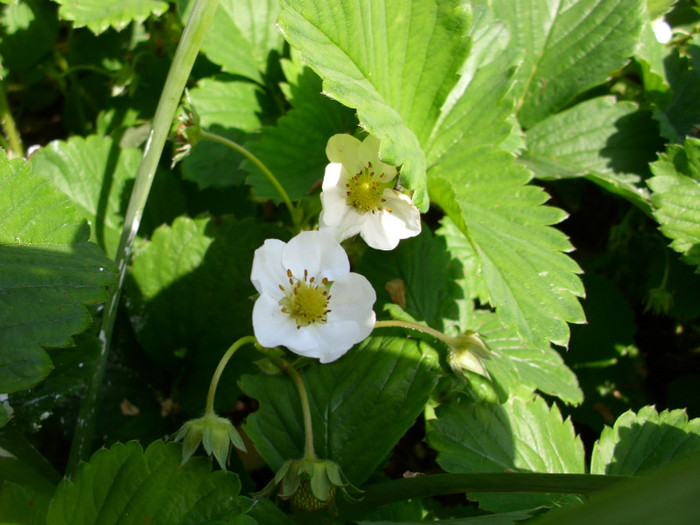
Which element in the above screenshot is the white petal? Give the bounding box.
[326,134,364,174]
[652,19,672,44]
[358,135,396,182]
[252,294,303,348]
[282,230,349,281]
[250,238,287,297]
[329,273,377,342]
[319,190,365,242]
[321,162,345,192]
[311,320,361,363]
[357,190,420,250]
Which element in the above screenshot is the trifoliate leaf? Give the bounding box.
[241,336,440,485]
[591,406,700,475]
[648,138,700,271]
[490,0,645,127]
[427,393,585,512]
[522,96,663,212]
[46,441,247,524]
[52,0,168,34]
[0,153,116,393]
[277,0,473,211]
[30,136,141,258]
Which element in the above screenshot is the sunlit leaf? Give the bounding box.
[0,153,116,393]
[428,393,585,511]
[52,0,168,34]
[277,0,474,211]
[522,96,662,212]
[591,406,700,475]
[490,0,645,127]
[648,137,700,271]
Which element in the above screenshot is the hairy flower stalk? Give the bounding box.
[172,336,256,469]
[374,319,491,378]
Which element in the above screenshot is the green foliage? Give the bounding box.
[52,0,168,34]
[491,0,646,127]
[3,0,700,523]
[46,441,247,524]
[241,336,440,485]
[591,405,700,475]
[428,393,585,511]
[0,153,116,393]
[648,137,700,270]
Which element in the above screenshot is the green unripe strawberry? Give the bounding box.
[290,480,336,512]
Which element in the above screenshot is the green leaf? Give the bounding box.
[356,228,464,330]
[529,452,700,525]
[125,216,285,412]
[635,21,672,107]
[197,0,283,83]
[648,137,700,270]
[490,0,645,127]
[0,153,116,393]
[241,336,440,485]
[46,441,247,524]
[277,0,473,211]
[522,96,662,212]
[429,149,585,350]
[183,77,267,189]
[648,0,677,19]
[243,60,357,202]
[52,0,168,34]
[652,48,700,142]
[427,393,585,511]
[473,310,582,405]
[0,481,50,525]
[0,0,59,74]
[591,406,700,475]
[30,135,141,258]
[244,100,356,202]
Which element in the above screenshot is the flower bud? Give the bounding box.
[172,411,246,470]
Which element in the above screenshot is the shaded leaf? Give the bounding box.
[126,216,285,413]
[52,0,168,34]
[46,441,247,524]
[0,0,59,74]
[591,405,700,475]
[0,153,116,393]
[241,336,440,485]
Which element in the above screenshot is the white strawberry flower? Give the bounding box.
[250,230,376,363]
[319,134,421,250]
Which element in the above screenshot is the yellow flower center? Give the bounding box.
[345,162,386,213]
[279,269,331,328]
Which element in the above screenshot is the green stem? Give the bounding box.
[205,336,257,414]
[199,129,300,232]
[285,364,316,460]
[66,0,221,478]
[0,80,23,157]
[374,319,453,346]
[341,472,631,511]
